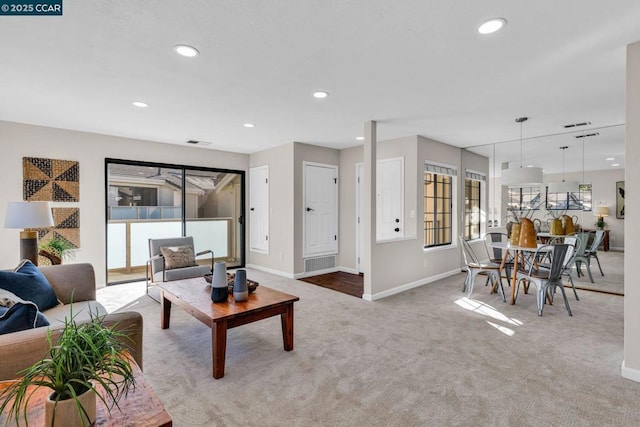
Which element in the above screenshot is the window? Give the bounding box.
[464,172,483,240]
[507,187,541,211]
[424,163,456,248]
[546,183,592,211]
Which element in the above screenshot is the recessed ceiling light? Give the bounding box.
[174,44,199,57]
[612,163,620,167]
[478,18,506,35]
[606,157,615,161]
[132,101,148,108]
[313,91,329,99]
[244,123,255,128]
[356,136,364,141]
[526,165,533,168]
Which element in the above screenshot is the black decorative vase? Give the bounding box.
[211,261,228,303]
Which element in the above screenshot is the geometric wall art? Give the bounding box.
[37,207,80,249]
[23,157,79,202]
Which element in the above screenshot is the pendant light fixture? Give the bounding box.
[547,146,579,193]
[501,117,544,187]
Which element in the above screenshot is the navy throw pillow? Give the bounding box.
[0,303,43,335]
[0,305,49,330]
[0,260,59,311]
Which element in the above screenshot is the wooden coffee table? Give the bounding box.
[157,278,299,379]
[0,359,171,426]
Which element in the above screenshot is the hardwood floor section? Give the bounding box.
[300,271,364,298]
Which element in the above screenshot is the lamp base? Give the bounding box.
[19,230,39,265]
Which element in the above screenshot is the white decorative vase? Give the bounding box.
[45,388,96,427]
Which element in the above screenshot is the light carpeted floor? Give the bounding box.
[99,263,640,427]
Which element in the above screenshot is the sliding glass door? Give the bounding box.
[106,160,244,285]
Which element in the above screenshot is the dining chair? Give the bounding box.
[460,236,506,302]
[559,236,580,300]
[483,232,513,280]
[586,230,606,277]
[574,231,596,283]
[516,244,572,316]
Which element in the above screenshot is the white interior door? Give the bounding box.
[304,162,338,257]
[249,166,269,253]
[377,157,404,241]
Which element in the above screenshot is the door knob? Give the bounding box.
[250,207,255,211]
[395,227,400,232]
[395,218,400,223]
[306,207,314,212]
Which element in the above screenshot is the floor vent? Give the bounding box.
[305,256,335,272]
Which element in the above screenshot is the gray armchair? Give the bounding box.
[146,236,214,298]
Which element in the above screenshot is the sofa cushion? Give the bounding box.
[44,300,106,328]
[0,260,59,311]
[160,245,197,270]
[0,301,52,335]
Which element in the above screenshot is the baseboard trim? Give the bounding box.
[337,266,359,275]
[621,360,640,383]
[362,268,461,301]
[246,264,295,279]
[293,267,339,279]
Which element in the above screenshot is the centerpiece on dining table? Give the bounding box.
[505,203,541,248]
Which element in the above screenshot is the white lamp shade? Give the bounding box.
[501,166,544,187]
[4,201,54,229]
[594,206,610,217]
[547,180,580,193]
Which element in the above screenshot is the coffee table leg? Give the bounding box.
[212,320,227,379]
[161,292,171,329]
[281,303,294,351]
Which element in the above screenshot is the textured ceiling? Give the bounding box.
[1,1,638,173]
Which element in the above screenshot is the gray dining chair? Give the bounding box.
[586,230,606,277]
[574,231,596,283]
[516,244,572,316]
[460,236,506,302]
[483,232,513,281]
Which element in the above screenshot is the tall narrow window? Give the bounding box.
[424,163,456,248]
[464,171,484,240]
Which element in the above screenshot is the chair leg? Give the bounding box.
[593,253,604,276]
[556,282,573,316]
[494,272,506,303]
[536,283,545,316]
[585,259,595,283]
[566,274,579,300]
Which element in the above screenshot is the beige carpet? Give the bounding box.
[107,268,640,427]
[570,250,624,295]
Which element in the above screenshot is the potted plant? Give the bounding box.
[0,308,136,426]
[596,217,606,230]
[38,237,75,265]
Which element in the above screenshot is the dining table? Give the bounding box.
[489,241,551,305]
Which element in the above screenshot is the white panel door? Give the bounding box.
[377,157,404,241]
[249,166,269,253]
[304,162,338,257]
[356,163,364,273]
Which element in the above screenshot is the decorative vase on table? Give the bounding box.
[233,269,248,302]
[211,261,228,303]
[509,222,521,246]
[548,218,563,235]
[562,215,575,235]
[45,387,96,427]
[518,218,538,248]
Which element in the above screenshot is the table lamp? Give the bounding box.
[4,201,54,265]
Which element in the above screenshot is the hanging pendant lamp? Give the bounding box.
[547,146,579,193]
[501,117,544,187]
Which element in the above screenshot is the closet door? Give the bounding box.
[249,166,269,253]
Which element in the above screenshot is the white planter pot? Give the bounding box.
[45,388,96,427]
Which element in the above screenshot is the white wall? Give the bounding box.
[248,143,295,275]
[0,121,249,286]
[623,41,640,381]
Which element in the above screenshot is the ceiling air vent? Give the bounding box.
[564,121,592,129]
[186,140,211,146]
[574,132,600,139]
